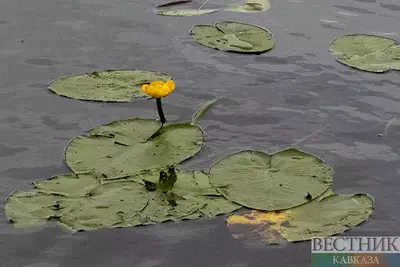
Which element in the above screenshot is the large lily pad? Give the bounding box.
[227,189,374,243]
[66,118,204,179]
[48,70,172,102]
[208,148,333,211]
[191,21,275,53]
[329,34,400,73]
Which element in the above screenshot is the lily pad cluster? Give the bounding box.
[5,114,240,231]
[191,21,275,53]
[329,34,400,73]
[5,106,374,239]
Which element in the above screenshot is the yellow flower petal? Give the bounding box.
[141,80,176,98]
[150,81,164,87]
[142,84,149,94]
[165,80,175,91]
[146,85,160,98]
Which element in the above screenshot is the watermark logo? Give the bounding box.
[311,236,400,266]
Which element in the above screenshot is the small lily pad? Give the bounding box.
[329,34,400,73]
[209,148,333,210]
[156,9,218,16]
[191,21,275,53]
[66,118,204,179]
[5,190,66,228]
[227,189,374,243]
[48,70,172,102]
[225,0,270,12]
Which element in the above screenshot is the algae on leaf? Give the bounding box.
[66,118,204,179]
[329,34,400,73]
[48,70,172,102]
[227,189,374,243]
[209,148,333,211]
[191,21,275,53]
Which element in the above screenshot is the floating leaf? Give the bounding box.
[48,70,172,102]
[157,9,218,16]
[191,21,275,53]
[58,180,149,231]
[225,0,270,12]
[209,148,333,211]
[191,97,221,125]
[5,190,65,228]
[227,189,374,243]
[329,34,400,73]
[33,173,100,197]
[66,118,204,179]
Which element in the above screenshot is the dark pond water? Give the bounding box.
[0,0,399,266]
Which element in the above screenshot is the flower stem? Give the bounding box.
[156,98,166,124]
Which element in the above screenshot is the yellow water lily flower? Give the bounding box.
[142,80,175,98]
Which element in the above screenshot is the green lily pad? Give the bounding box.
[191,21,275,53]
[227,189,374,243]
[280,190,374,241]
[33,173,100,197]
[48,70,172,102]
[66,118,204,179]
[5,190,65,228]
[209,148,333,211]
[131,169,241,225]
[329,34,400,73]
[156,9,218,16]
[58,180,149,231]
